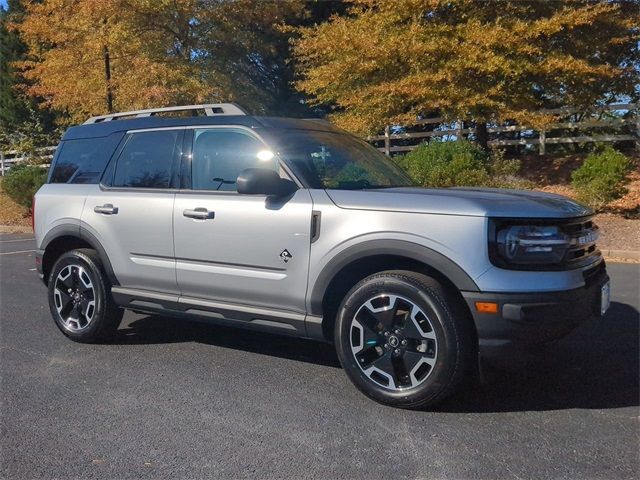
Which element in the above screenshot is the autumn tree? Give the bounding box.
[12,0,319,122]
[13,0,213,122]
[293,0,640,139]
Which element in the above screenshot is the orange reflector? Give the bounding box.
[475,302,498,314]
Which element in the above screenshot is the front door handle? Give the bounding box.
[94,204,118,215]
[183,207,215,220]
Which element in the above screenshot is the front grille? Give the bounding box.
[561,217,601,269]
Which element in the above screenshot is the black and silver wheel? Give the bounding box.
[53,264,96,332]
[335,270,476,408]
[350,294,438,390]
[48,249,123,343]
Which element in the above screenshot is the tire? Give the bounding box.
[334,270,476,409]
[47,248,123,343]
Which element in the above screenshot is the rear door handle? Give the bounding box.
[183,208,215,220]
[94,204,118,215]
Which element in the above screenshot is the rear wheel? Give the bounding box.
[335,270,476,408]
[48,248,123,343]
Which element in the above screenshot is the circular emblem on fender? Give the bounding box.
[388,335,399,348]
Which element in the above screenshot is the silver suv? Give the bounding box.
[34,104,610,408]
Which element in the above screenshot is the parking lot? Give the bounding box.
[1,232,638,479]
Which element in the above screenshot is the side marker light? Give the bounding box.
[475,302,498,314]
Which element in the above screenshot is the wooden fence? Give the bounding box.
[1,103,638,174]
[368,103,639,155]
[0,146,56,176]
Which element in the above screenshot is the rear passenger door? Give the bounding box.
[82,128,183,295]
[172,127,313,314]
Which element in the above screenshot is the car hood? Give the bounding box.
[325,187,592,218]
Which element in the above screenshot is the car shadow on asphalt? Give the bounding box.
[114,314,342,368]
[113,301,638,413]
[440,301,639,413]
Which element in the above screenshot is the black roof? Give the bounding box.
[62,115,338,141]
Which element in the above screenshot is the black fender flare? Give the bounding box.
[308,239,479,316]
[40,224,119,286]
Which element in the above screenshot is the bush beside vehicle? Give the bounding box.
[395,140,634,211]
[2,163,48,211]
[394,140,532,190]
[571,146,633,210]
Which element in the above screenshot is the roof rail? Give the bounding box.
[83,103,248,124]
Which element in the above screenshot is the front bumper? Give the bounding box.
[463,261,609,357]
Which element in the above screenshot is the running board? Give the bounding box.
[110,287,321,340]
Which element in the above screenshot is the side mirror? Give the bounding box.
[237,168,297,197]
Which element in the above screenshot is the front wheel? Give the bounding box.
[48,248,123,343]
[334,270,476,409]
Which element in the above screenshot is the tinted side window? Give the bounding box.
[191,129,276,191]
[113,130,179,188]
[50,134,122,184]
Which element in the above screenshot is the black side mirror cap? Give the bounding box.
[236,168,297,197]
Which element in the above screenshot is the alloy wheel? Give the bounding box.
[350,294,438,390]
[53,264,96,332]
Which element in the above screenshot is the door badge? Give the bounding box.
[279,249,293,263]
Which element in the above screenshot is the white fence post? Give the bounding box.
[539,130,546,156]
[384,125,391,156]
[0,151,4,176]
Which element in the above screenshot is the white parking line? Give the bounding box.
[0,238,35,243]
[0,250,36,256]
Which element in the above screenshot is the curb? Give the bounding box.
[602,249,640,262]
[0,225,33,234]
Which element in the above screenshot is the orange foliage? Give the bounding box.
[14,0,215,122]
[293,0,639,134]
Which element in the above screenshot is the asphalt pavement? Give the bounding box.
[1,233,638,479]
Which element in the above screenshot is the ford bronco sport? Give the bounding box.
[34,104,610,408]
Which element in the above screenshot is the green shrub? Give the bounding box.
[395,140,533,189]
[1,163,48,210]
[486,149,534,189]
[396,140,490,188]
[571,146,632,210]
[489,149,520,177]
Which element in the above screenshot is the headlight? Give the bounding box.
[489,218,600,270]
[496,225,570,265]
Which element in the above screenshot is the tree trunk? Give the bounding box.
[103,45,113,113]
[476,121,489,150]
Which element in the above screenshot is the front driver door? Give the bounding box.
[173,127,313,317]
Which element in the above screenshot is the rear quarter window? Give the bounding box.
[49,133,123,184]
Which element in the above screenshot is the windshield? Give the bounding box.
[273,130,414,189]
